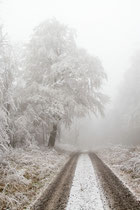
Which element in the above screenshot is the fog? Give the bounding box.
[2,0,140,96]
[1,0,140,149]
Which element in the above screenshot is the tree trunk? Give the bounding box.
[42,122,46,145]
[48,124,57,148]
[5,103,13,147]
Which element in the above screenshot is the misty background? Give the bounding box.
[1,0,140,149]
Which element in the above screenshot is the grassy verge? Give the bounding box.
[0,146,69,209]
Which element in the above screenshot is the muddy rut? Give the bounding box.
[90,153,140,210]
[31,154,78,210]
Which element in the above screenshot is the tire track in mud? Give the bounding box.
[31,153,79,210]
[89,153,140,210]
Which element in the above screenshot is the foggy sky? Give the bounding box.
[1,0,140,99]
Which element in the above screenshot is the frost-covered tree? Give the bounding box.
[0,26,17,150]
[111,51,140,144]
[23,19,108,147]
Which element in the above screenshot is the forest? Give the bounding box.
[0,0,140,209]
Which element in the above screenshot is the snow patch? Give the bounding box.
[66,154,104,210]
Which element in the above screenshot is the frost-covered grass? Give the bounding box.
[0,146,69,210]
[97,145,140,199]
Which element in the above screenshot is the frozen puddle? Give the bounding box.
[66,154,104,210]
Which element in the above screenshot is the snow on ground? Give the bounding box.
[0,146,69,210]
[97,145,140,199]
[66,154,104,210]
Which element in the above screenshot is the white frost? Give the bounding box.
[66,154,104,210]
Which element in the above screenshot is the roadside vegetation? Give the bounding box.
[97,145,140,198]
[0,146,69,209]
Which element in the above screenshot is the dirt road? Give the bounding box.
[31,153,140,210]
